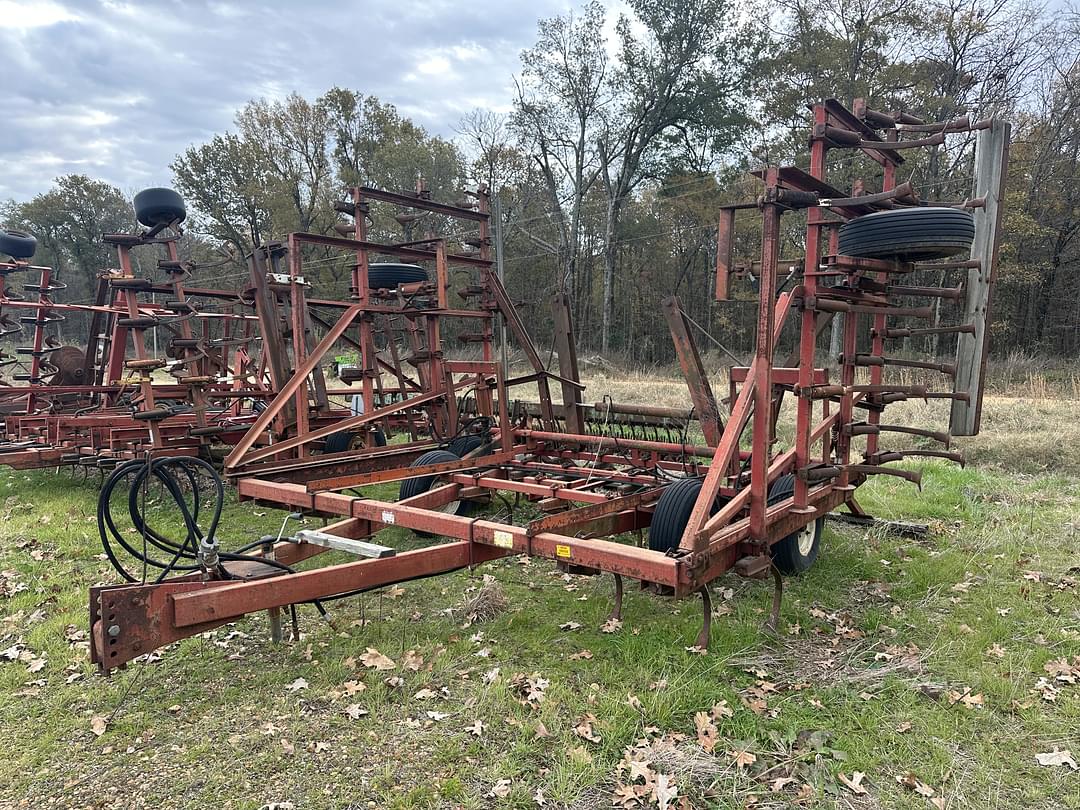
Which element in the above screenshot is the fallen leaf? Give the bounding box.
[90,716,108,737]
[612,784,638,808]
[573,713,602,743]
[280,738,295,754]
[897,771,935,797]
[895,721,912,734]
[559,621,582,631]
[838,771,868,795]
[729,749,756,769]
[569,649,593,660]
[711,699,734,720]
[413,688,438,700]
[360,647,396,670]
[385,585,406,599]
[426,711,449,721]
[488,778,512,798]
[652,773,678,810]
[284,677,308,692]
[342,680,365,697]
[402,650,424,671]
[770,776,796,792]
[600,617,623,633]
[465,719,484,737]
[344,704,368,719]
[694,712,718,752]
[534,721,551,738]
[627,757,654,782]
[1035,749,1078,770]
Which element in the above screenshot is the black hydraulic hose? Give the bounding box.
[97,455,330,615]
[98,456,223,582]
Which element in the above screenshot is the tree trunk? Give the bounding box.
[601,198,620,355]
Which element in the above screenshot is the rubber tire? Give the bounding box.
[649,477,718,553]
[368,263,428,289]
[400,449,472,535]
[838,207,974,262]
[0,229,36,259]
[323,427,386,453]
[134,188,187,228]
[447,434,485,458]
[767,474,823,575]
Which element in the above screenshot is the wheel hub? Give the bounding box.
[796,524,815,556]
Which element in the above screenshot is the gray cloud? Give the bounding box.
[0,0,569,201]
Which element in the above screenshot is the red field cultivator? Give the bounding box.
[0,190,270,473]
[88,97,1009,673]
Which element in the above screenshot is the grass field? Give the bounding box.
[0,379,1078,809]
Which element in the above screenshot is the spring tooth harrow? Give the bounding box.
[88,97,1008,673]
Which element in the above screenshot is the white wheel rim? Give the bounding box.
[797,524,815,556]
[436,498,461,515]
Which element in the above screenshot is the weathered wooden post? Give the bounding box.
[951,120,1010,436]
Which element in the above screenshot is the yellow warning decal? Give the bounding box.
[493,530,514,549]
[556,544,571,559]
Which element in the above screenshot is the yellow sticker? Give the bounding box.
[493,530,514,549]
[556,544,571,559]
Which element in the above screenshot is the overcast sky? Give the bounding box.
[0,0,574,202]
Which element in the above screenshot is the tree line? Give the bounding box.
[3,0,1078,363]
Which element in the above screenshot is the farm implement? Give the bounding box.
[88,97,1009,673]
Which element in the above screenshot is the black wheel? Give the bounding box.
[447,434,485,458]
[400,449,471,535]
[323,427,386,453]
[134,188,186,228]
[0,229,36,260]
[649,477,719,553]
[838,207,974,262]
[368,263,428,289]
[767,474,823,575]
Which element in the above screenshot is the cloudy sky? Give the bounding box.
[0,0,574,201]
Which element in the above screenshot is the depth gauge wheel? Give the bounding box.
[133,188,186,228]
[323,427,386,454]
[447,433,485,458]
[767,474,823,575]
[649,477,719,553]
[399,449,473,536]
[368,263,428,289]
[0,229,37,260]
[838,207,975,262]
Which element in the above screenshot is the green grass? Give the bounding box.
[1,434,1079,808]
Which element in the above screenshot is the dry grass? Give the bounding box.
[451,574,509,625]
[571,367,1080,475]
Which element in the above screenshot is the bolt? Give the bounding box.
[107,624,120,637]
